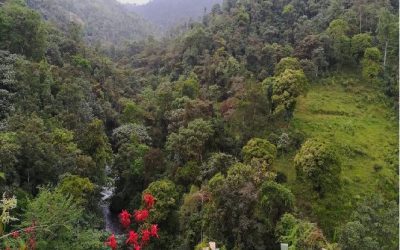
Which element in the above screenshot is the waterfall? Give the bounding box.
[100,166,122,234]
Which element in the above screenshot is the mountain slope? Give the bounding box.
[27,0,154,46]
[275,74,398,235]
[127,0,222,30]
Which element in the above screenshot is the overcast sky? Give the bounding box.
[116,0,151,5]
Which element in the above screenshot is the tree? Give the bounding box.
[166,119,214,163]
[78,119,112,183]
[258,181,294,228]
[0,0,47,60]
[276,213,331,250]
[376,8,397,71]
[0,50,18,122]
[361,47,381,81]
[261,43,292,76]
[351,33,372,62]
[111,139,150,212]
[339,196,398,250]
[274,57,302,76]
[326,19,351,65]
[20,188,103,250]
[294,138,341,196]
[112,123,151,149]
[230,80,272,140]
[0,132,20,188]
[204,163,271,249]
[175,73,200,99]
[6,117,81,193]
[199,152,237,181]
[142,179,180,249]
[120,100,145,124]
[264,69,308,119]
[56,174,95,207]
[242,138,277,168]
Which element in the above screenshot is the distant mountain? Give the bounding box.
[126,0,222,30]
[27,0,154,46]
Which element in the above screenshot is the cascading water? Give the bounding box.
[100,166,122,234]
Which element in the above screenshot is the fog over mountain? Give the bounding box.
[27,0,154,46]
[126,0,222,30]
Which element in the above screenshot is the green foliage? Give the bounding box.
[339,196,398,250]
[326,19,349,38]
[275,77,398,237]
[362,47,382,80]
[120,100,145,124]
[276,213,330,250]
[0,0,47,60]
[112,123,151,148]
[143,179,180,249]
[27,0,154,47]
[275,57,302,76]
[178,186,204,249]
[166,118,214,163]
[0,0,397,248]
[351,33,372,61]
[111,139,150,211]
[72,55,92,71]
[199,152,237,181]
[56,174,95,206]
[19,188,104,249]
[0,50,18,121]
[265,69,308,119]
[326,19,351,65]
[363,47,382,61]
[175,161,200,187]
[294,138,341,196]
[204,163,285,249]
[0,132,20,186]
[78,119,112,183]
[242,138,277,169]
[258,181,294,227]
[143,179,179,222]
[175,74,200,99]
[6,115,82,193]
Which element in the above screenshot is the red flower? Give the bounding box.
[25,226,34,234]
[141,229,151,245]
[119,209,131,228]
[134,209,149,222]
[133,244,141,250]
[150,224,159,238]
[126,230,139,245]
[105,234,118,250]
[11,231,20,238]
[143,193,155,209]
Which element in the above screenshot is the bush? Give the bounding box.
[294,138,341,196]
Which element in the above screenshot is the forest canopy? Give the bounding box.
[0,0,398,249]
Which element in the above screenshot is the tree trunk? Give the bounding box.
[383,40,388,72]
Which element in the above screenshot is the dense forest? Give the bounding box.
[27,0,154,47]
[0,0,398,249]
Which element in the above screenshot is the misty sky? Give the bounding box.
[117,0,151,5]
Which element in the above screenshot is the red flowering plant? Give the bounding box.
[1,222,37,250]
[105,193,159,250]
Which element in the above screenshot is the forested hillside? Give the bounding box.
[26,0,154,47]
[0,0,398,249]
[127,0,222,30]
